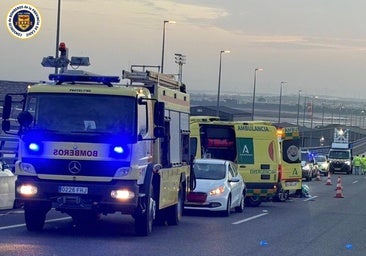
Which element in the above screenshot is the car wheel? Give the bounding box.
[222,196,231,217]
[235,193,245,213]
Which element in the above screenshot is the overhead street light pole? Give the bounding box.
[251,68,263,120]
[55,0,61,74]
[278,81,287,124]
[296,90,302,126]
[161,20,176,73]
[216,50,230,117]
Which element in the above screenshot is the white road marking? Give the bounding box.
[0,217,71,231]
[232,212,269,225]
[303,195,318,201]
[352,180,359,184]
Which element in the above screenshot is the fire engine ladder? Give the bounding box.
[122,65,181,91]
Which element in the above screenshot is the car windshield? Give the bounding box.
[328,151,350,159]
[193,163,226,180]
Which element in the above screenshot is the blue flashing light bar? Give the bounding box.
[49,72,120,86]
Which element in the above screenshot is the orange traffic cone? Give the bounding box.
[325,172,332,185]
[335,176,344,198]
[316,170,322,181]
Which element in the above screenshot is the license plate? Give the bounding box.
[58,186,88,194]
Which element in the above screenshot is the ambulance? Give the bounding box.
[274,126,302,201]
[190,117,280,206]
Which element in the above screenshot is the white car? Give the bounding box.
[313,155,329,176]
[185,159,246,216]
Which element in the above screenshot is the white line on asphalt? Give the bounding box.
[303,195,318,201]
[232,212,269,225]
[353,180,359,184]
[0,217,71,231]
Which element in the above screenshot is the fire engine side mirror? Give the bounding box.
[2,95,12,120]
[17,111,33,128]
[2,120,10,132]
[154,102,165,127]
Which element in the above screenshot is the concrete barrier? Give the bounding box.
[0,166,15,210]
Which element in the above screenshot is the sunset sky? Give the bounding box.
[1,0,366,99]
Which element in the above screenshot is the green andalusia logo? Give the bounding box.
[7,4,41,39]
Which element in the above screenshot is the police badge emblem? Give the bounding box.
[7,4,41,39]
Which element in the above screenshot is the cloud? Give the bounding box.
[133,0,229,24]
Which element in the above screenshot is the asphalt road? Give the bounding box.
[1,174,366,256]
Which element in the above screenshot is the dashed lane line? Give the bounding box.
[303,195,318,201]
[232,212,269,225]
[0,217,71,231]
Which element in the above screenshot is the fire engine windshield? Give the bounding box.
[25,94,136,136]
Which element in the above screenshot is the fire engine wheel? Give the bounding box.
[135,195,156,236]
[24,204,47,232]
[166,187,183,226]
[245,196,262,207]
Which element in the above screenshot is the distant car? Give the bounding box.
[301,150,316,181]
[185,159,246,216]
[313,155,329,176]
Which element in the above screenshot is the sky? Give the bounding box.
[1,0,366,99]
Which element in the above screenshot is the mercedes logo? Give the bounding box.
[68,161,81,174]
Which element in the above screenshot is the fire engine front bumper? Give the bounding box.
[15,176,140,214]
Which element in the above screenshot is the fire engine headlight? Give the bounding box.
[17,184,38,196]
[25,141,44,155]
[109,145,129,159]
[209,186,225,196]
[111,189,135,200]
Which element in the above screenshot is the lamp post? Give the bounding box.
[278,81,287,123]
[302,96,307,126]
[251,68,263,120]
[216,50,230,117]
[55,0,61,74]
[321,103,325,126]
[338,104,343,124]
[310,96,318,129]
[161,20,176,73]
[296,90,302,126]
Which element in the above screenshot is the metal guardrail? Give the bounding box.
[303,137,366,156]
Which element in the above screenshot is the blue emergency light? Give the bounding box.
[49,72,120,86]
[26,141,44,155]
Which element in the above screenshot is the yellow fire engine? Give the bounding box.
[2,43,194,236]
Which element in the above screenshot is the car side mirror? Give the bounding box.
[229,177,240,183]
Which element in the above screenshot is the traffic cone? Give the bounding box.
[316,169,322,181]
[335,176,344,198]
[325,172,332,185]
